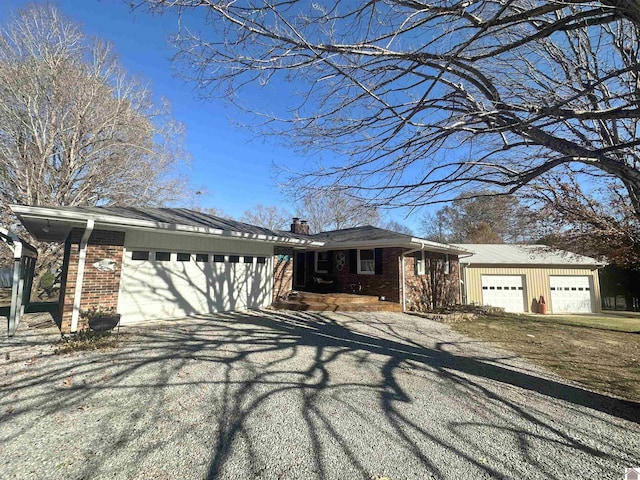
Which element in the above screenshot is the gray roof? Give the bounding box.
[309,225,469,254]
[11,205,309,244]
[58,206,302,238]
[309,225,413,243]
[453,244,604,266]
[11,205,468,254]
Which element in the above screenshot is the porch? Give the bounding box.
[272,291,402,312]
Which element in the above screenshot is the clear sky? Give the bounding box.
[0,0,424,233]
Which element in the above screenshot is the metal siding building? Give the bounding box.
[455,245,604,314]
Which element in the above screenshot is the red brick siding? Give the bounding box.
[60,229,125,333]
[273,247,293,301]
[404,253,460,311]
[307,248,403,303]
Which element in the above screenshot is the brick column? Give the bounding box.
[59,229,125,333]
[273,247,293,301]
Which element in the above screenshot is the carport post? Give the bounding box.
[70,219,94,332]
[401,246,425,312]
[8,242,23,336]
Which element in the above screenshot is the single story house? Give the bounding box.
[454,244,605,314]
[11,206,469,332]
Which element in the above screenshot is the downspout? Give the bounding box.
[70,219,94,332]
[401,245,426,313]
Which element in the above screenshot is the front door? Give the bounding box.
[294,251,306,288]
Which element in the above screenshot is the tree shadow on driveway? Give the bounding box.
[1,310,638,480]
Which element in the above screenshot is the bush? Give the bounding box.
[54,330,120,354]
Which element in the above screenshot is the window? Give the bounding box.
[155,251,171,262]
[195,253,209,263]
[442,254,450,274]
[315,251,329,273]
[213,254,225,263]
[131,250,149,261]
[229,255,240,263]
[358,249,375,274]
[257,257,267,264]
[414,251,430,276]
[177,253,190,262]
[244,256,253,264]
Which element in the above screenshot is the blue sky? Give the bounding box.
[0,0,423,232]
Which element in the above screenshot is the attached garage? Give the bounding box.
[11,205,312,332]
[549,276,593,313]
[456,244,604,314]
[481,275,525,313]
[118,231,273,324]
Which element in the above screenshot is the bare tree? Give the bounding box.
[0,5,190,282]
[241,204,291,230]
[531,173,640,267]
[383,220,414,236]
[0,4,189,225]
[140,0,640,220]
[296,188,380,233]
[421,191,535,243]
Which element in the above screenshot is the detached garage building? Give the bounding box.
[455,244,605,314]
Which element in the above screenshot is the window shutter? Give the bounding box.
[327,250,334,274]
[349,249,357,274]
[374,248,383,275]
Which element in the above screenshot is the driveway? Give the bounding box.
[1,311,638,479]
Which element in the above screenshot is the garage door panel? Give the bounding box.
[481,275,525,313]
[118,250,272,324]
[550,276,593,313]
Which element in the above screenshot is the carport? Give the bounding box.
[1,228,37,336]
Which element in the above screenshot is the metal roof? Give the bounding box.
[453,244,605,266]
[10,205,469,254]
[10,205,315,245]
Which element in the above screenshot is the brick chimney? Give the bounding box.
[290,218,310,235]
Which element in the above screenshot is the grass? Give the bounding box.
[522,312,640,333]
[451,312,640,402]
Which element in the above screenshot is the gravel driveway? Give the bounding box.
[1,310,639,479]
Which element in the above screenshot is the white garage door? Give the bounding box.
[549,276,593,313]
[118,247,272,325]
[481,275,526,313]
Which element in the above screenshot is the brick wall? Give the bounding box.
[273,246,293,301]
[59,229,125,333]
[404,253,460,311]
[307,248,403,303]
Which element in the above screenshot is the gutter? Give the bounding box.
[70,219,94,332]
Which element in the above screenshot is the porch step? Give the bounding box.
[272,292,403,313]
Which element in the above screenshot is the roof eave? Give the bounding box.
[11,205,317,246]
[307,237,470,254]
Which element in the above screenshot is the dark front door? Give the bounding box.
[294,251,306,288]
